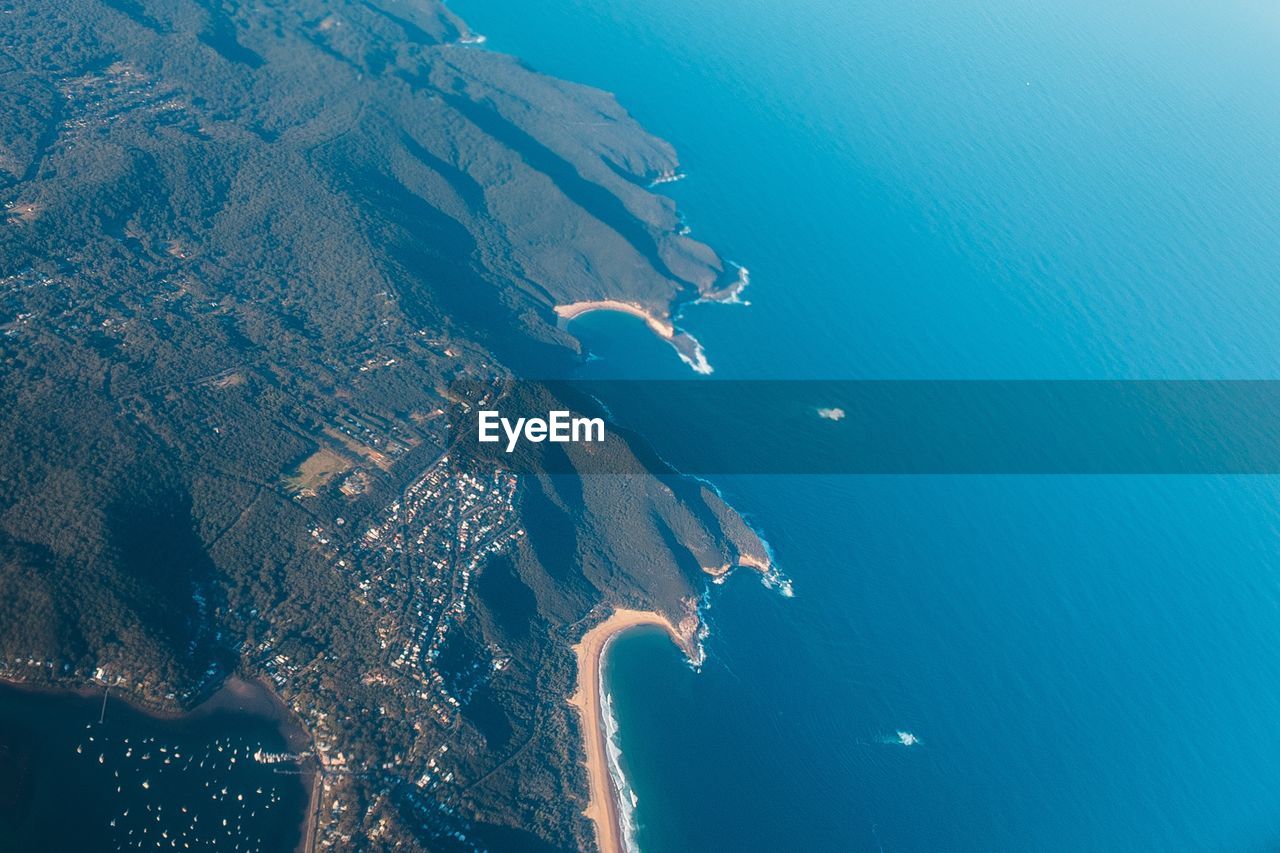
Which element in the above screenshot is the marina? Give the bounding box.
[0,682,309,850]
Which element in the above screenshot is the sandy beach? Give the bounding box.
[702,552,773,580]
[554,300,676,340]
[554,300,714,374]
[569,608,696,853]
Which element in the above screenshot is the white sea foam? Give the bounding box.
[691,588,714,670]
[648,171,686,188]
[720,263,752,305]
[690,261,752,307]
[599,654,642,853]
[752,529,794,597]
[769,575,796,598]
[673,332,714,375]
[877,731,921,747]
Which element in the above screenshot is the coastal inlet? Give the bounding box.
[0,682,308,851]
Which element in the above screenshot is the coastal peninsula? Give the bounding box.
[0,0,766,847]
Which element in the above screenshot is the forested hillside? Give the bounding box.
[0,0,765,848]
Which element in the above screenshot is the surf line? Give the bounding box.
[569,609,699,853]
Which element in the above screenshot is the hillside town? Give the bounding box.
[255,452,523,848]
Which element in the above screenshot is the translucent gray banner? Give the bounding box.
[447,381,1280,474]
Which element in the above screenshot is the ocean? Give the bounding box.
[451,0,1280,851]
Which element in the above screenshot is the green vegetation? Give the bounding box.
[0,1,761,848]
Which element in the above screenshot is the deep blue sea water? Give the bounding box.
[452,1,1280,850]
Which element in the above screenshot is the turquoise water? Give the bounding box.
[452,1,1280,850]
